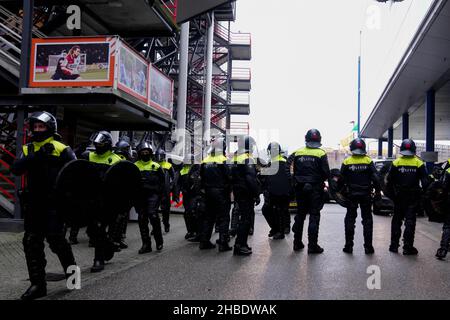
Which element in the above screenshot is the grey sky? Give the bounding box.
[230,0,433,153]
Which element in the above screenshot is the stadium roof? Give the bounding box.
[361,0,450,140]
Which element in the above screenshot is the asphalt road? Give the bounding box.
[40,204,450,300]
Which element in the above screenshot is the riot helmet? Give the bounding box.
[399,139,416,156]
[92,131,113,155]
[136,141,153,162]
[305,129,322,148]
[267,141,282,158]
[27,111,57,142]
[155,149,166,162]
[350,138,367,156]
[115,139,131,160]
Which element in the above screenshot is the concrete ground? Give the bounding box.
[0,204,449,300]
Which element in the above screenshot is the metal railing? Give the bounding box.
[214,22,251,45]
[0,5,46,38]
[160,0,178,23]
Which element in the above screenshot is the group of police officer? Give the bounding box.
[10,111,450,300]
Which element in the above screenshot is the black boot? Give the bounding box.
[218,234,232,252]
[343,244,353,254]
[293,240,305,251]
[308,244,324,254]
[389,244,399,253]
[20,283,47,300]
[90,260,105,273]
[233,244,252,256]
[403,246,418,255]
[139,241,152,254]
[436,248,447,260]
[364,245,375,255]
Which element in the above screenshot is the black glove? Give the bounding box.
[254,197,261,206]
[41,143,55,155]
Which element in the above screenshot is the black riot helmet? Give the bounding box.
[350,138,367,156]
[305,129,322,148]
[267,142,282,157]
[209,137,226,155]
[237,135,257,154]
[400,139,416,156]
[27,111,57,142]
[115,139,131,159]
[155,149,166,162]
[92,131,113,155]
[136,141,153,162]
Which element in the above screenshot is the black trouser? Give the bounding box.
[200,188,230,244]
[160,192,171,228]
[391,192,420,248]
[292,183,324,246]
[109,210,129,243]
[345,194,373,247]
[230,202,239,234]
[262,193,290,234]
[439,200,450,251]
[283,204,291,231]
[137,193,163,247]
[23,208,75,285]
[90,221,111,262]
[235,194,255,247]
[183,192,201,234]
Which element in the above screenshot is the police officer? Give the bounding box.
[11,111,77,300]
[232,136,260,255]
[435,159,450,260]
[288,129,330,254]
[199,137,232,251]
[115,139,132,161]
[340,138,381,254]
[178,153,200,240]
[386,139,429,255]
[156,149,175,233]
[83,131,122,272]
[109,138,133,249]
[261,142,292,240]
[134,142,165,253]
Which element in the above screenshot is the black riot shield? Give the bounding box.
[55,159,102,228]
[329,168,351,208]
[102,161,141,223]
[427,181,448,217]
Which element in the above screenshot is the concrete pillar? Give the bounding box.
[176,22,190,156]
[14,0,34,219]
[388,127,394,158]
[402,112,409,140]
[203,13,214,153]
[378,138,383,159]
[426,89,435,172]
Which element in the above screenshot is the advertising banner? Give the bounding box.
[149,64,174,117]
[29,37,116,87]
[117,41,149,103]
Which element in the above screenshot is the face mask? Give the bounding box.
[141,154,151,162]
[32,130,52,142]
[95,145,110,155]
